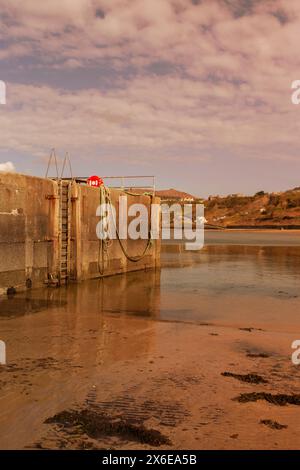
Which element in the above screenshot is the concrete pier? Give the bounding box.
[0,173,160,296]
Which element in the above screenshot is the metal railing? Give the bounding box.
[102,175,155,195]
[61,175,156,195]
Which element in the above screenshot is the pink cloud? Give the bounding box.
[0,0,300,173]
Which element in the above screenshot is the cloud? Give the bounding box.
[0,0,293,66]
[0,161,16,173]
[0,0,300,174]
[0,69,298,165]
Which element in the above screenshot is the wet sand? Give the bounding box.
[1,235,300,449]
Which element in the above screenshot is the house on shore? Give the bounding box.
[156,188,200,203]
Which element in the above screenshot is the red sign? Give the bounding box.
[87,175,104,188]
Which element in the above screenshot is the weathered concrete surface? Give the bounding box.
[71,184,161,281]
[0,173,160,296]
[0,173,58,296]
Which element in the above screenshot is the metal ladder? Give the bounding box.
[59,180,71,285]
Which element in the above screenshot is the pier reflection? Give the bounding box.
[0,269,162,449]
[0,269,162,366]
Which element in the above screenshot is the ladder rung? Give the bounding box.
[59,184,70,283]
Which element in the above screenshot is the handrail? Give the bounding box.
[54,175,156,195]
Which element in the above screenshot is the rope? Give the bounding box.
[98,186,154,267]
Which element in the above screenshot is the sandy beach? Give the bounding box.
[1,313,300,450]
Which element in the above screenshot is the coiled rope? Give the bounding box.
[98,186,154,274]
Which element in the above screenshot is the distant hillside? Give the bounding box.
[156,188,199,201]
[204,189,300,228]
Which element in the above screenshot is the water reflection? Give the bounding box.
[160,244,300,330]
[162,244,300,284]
[0,295,67,318]
[0,270,163,449]
[0,243,300,331]
[0,270,161,319]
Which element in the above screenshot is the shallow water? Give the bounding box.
[1,234,300,331]
[204,229,300,246]
[161,243,300,331]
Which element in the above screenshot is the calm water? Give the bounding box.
[204,229,300,246]
[0,231,300,331]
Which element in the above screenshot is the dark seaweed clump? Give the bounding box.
[239,327,264,332]
[246,353,269,358]
[222,372,268,384]
[234,392,300,406]
[45,408,171,446]
[260,419,287,430]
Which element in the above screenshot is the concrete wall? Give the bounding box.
[0,173,160,296]
[0,173,58,296]
[70,183,160,281]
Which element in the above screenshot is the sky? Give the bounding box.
[0,0,300,197]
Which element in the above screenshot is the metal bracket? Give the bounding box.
[45,148,59,179]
